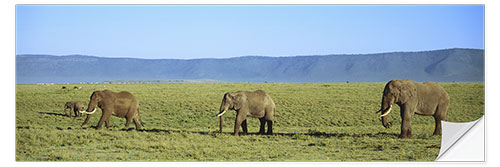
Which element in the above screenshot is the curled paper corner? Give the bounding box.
[435,116,484,161]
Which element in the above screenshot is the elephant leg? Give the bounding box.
[71,109,77,120]
[233,113,246,136]
[105,119,110,129]
[219,115,224,133]
[433,116,442,136]
[133,117,142,130]
[400,107,413,138]
[69,107,73,117]
[81,114,92,126]
[258,117,266,134]
[125,117,132,129]
[266,120,273,135]
[96,111,111,130]
[433,103,448,135]
[241,119,248,135]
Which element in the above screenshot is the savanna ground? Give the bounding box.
[15,82,484,161]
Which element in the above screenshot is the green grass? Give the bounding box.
[15,82,484,161]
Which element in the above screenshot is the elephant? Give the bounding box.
[214,90,276,136]
[80,90,143,130]
[64,101,84,117]
[376,80,449,138]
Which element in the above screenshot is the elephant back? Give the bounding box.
[253,90,268,96]
[75,101,85,107]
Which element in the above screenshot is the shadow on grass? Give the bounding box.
[20,122,399,139]
[128,128,400,138]
[38,112,69,117]
[283,131,400,138]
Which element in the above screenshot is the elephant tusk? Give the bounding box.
[380,105,392,117]
[216,110,227,117]
[84,108,97,115]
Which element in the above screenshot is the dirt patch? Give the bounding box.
[425,145,440,149]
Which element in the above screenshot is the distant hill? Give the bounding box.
[16,48,484,84]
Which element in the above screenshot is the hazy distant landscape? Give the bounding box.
[16,48,484,84]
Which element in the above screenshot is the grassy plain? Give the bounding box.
[15,82,484,161]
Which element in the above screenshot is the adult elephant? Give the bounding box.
[376,80,449,138]
[214,90,275,136]
[64,101,84,117]
[80,90,142,130]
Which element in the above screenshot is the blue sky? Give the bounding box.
[16,5,484,59]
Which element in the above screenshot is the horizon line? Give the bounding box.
[16,47,484,60]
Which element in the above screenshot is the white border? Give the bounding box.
[4,0,497,167]
[11,0,488,5]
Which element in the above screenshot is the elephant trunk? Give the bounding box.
[81,114,92,126]
[219,114,224,133]
[81,100,98,115]
[381,113,392,128]
[217,108,229,133]
[216,99,230,117]
[216,99,230,133]
[378,96,393,128]
[379,105,392,128]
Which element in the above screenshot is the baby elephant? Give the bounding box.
[64,101,85,117]
[214,90,276,136]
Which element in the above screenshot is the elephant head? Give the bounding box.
[216,93,243,117]
[376,80,416,128]
[80,91,102,115]
[215,92,243,132]
[64,102,73,110]
[64,101,85,117]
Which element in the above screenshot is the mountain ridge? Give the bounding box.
[16,48,484,84]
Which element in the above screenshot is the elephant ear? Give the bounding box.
[90,91,103,105]
[94,91,103,100]
[231,93,244,110]
[398,81,417,103]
